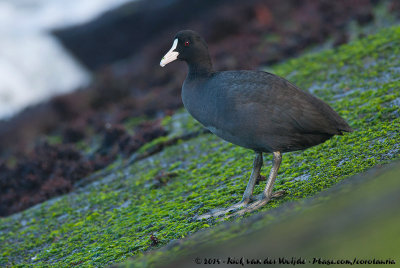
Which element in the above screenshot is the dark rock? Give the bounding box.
[53,0,231,70]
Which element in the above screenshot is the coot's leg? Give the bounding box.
[240,152,263,204]
[195,152,263,219]
[225,151,283,216]
[263,151,282,199]
[197,151,284,220]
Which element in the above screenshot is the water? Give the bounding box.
[0,0,133,119]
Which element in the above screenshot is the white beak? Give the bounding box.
[160,39,179,67]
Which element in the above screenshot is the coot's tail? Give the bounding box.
[337,120,353,134]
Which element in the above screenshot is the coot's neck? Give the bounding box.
[187,56,213,79]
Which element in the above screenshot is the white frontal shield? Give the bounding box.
[160,39,179,67]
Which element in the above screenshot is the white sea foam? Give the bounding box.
[0,0,133,119]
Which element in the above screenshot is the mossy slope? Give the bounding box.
[1,25,400,267]
[140,160,400,268]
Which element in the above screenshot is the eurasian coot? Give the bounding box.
[160,30,352,214]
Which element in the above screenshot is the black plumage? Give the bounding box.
[160,30,352,215]
[183,70,352,152]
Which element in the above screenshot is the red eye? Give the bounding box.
[184,41,190,47]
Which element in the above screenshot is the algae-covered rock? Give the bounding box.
[141,160,400,268]
[1,25,400,267]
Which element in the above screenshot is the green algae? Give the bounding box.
[1,25,400,267]
[136,161,400,268]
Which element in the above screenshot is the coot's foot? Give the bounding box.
[223,190,286,219]
[195,201,248,220]
[195,190,286,220]
[251,190,286,201]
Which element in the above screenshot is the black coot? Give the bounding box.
[160,30,352,214]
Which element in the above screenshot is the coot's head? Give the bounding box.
[160,30,210,67]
